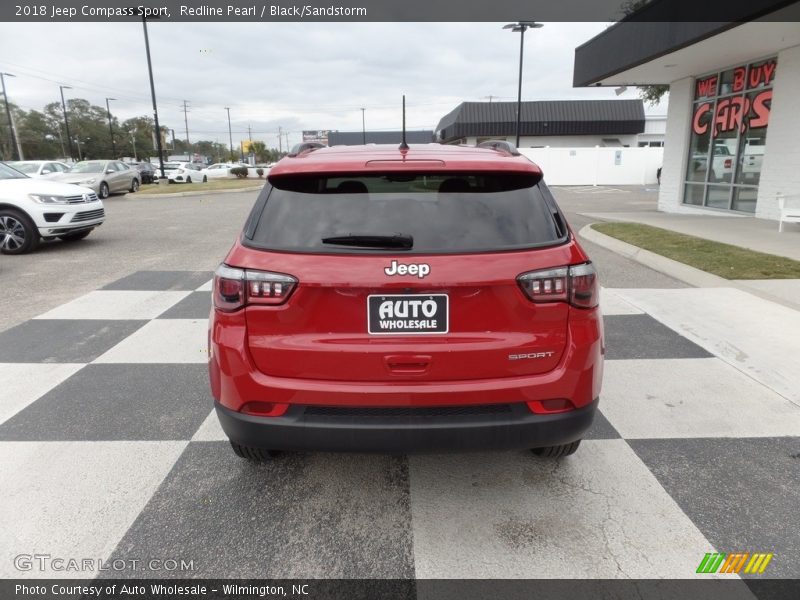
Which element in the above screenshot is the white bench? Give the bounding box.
[778,193,800,232]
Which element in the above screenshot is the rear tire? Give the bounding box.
[186,176,192,184]
[230,441,278,462]
[58,229,92,242]
[0,209,39,255]
[202,175,207,182]
[531,440,581,458]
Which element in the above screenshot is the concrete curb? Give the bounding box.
[135,184,264,199]
[579,224,730,288]
[579,223,800,311]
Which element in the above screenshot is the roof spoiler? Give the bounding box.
[476,140,521,156]
[288,142,325,157]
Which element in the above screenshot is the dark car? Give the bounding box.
[130,161,156,184]
[208,141,604,461]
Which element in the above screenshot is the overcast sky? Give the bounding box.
[0,22,667,150]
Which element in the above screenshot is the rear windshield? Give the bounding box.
[246,173,566,254]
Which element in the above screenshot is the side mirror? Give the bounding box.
[41,169,51,174]
[106,169,114,174]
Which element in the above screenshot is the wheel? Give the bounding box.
[202,175,207,182]
[129,179,139,193]
[0,209,39,255]
[98,182,110,199]
[531,440,581,458]
[230,441,278,462]
[186,176,192,184]
[58,229,92,242]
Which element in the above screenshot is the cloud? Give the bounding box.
[0,21,664,149]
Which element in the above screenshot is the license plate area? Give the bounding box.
[367,294,448,335]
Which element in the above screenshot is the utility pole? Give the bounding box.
[59,85,75,161]
[0,73,20,160]
[105,97,117,157]
[483,95,497,104]
[503,22,543,148]
[141,16,166,178]
[246,124,253,164]
[361,107,366,144]
[10,110,23,160]
[278,126,282,153]
[182,100,190,155]
[130,128,137,160]
[224,107,233,160]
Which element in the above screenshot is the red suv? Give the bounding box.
[208,141,603,460]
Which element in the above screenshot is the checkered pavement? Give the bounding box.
[1,272,798,580]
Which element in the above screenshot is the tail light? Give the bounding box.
[517,262,598,308]
[213,264,297,311]
[724,158,732,168]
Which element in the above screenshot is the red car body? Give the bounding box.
[209,143,604,457]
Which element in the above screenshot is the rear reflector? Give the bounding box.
[213,264,297,311]
[518,262,599,308]
[240,402,289,417]
[527,398,575,414]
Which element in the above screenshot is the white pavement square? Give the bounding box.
[0,441,187,578]
[600,288,645,315]
[93,319,209,364]
[0,364,85,425]
[191,409,226,441]
[196,280,213,292]
[601,358,800,439]
[615,288,800,407]
[33,291,191,321]
[409,440,714,578]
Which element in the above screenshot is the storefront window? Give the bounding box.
[683,57,776,213]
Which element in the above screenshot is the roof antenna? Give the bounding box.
[399,95,409,150]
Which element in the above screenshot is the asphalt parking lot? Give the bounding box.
[1,185,798,580]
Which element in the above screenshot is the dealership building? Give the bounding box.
[434,99,663,148]
[574,1,800,219]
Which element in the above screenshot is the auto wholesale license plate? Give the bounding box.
[367,294,449,335]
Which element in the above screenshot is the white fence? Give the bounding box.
[519,146,664,186]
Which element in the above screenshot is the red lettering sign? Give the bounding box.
[748,60,777,89]
[750,90,772,129]
[732,67,746,93]
[696,76,718,98]
[693,90,772,137]
[692,102,712,135]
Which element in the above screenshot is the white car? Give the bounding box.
[200,162,241,179]
[0,162,105,255]
[163,161,207,184]
[7,160,72,179]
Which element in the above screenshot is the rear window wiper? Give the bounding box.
[321,233,414,249]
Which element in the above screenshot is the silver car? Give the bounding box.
[53,160,140,199]
[7,160,72,179]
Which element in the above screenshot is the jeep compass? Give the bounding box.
[208,141,604,460]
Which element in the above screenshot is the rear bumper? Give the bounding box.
[215,398,598,454]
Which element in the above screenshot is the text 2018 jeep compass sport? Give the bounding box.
[208,141,604,460]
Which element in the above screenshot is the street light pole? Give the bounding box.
[0,72,20,160]
[105,97,117,157]
[59,85,75,161]
[361,107,366,144]
[503,21,543,148]
[142,15,166,179]
[225,107,233,160]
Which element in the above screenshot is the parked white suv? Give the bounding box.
[0,162,105,255]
